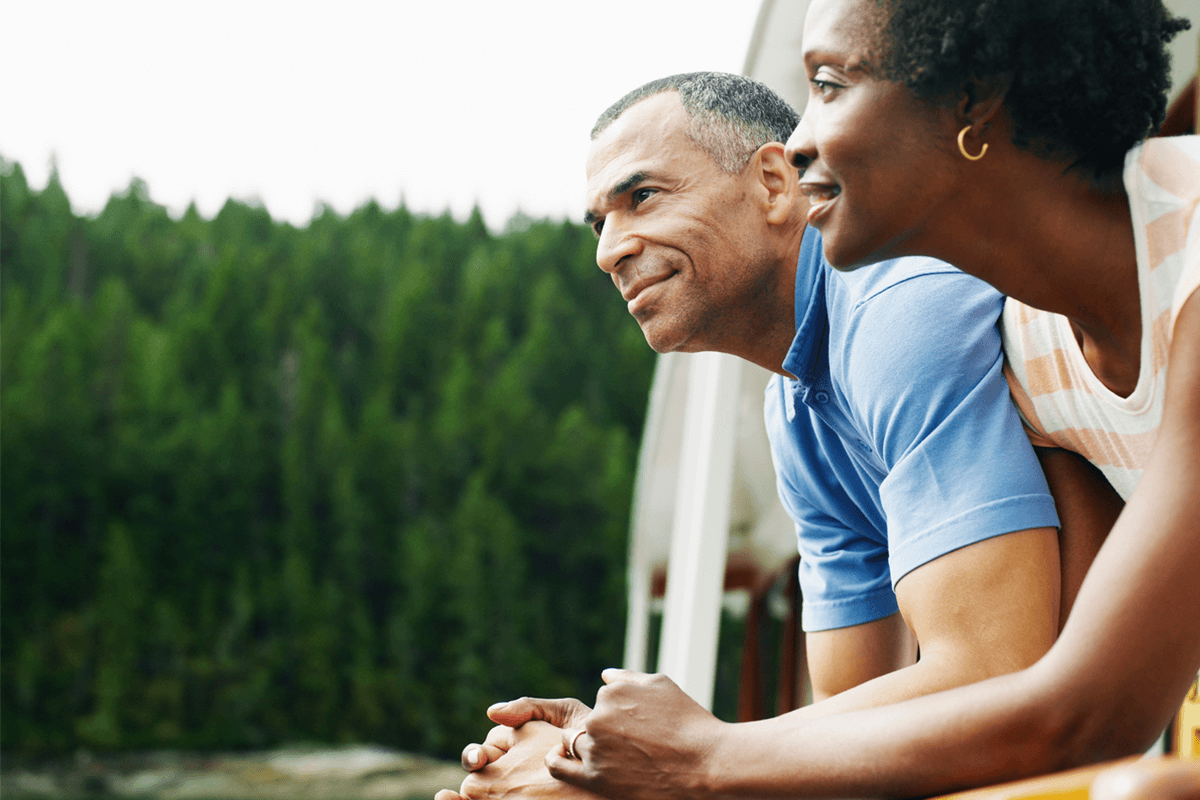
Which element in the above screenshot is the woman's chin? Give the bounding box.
[819,236,875,273]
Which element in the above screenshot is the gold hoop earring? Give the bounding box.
[957,126,988,161]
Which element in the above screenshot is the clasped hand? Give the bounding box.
[438,669,725,800]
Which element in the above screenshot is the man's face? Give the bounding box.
[584,93,776,354]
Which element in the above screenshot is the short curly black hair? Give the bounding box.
[874,0,1191,177]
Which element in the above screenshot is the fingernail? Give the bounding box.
[467,747,482,766]
[487,702,507,712]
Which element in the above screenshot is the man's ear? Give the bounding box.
[956,74,1010,136]
[754,143,799,226]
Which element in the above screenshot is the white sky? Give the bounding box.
[2,1,760,230]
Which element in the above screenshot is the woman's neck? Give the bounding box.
[930,151,1143,396]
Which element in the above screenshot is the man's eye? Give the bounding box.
[632,188,656,206]
[592,220,605,237]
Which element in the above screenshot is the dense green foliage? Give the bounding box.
[0,161,657,757]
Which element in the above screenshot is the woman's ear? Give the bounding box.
[957,74,1011,134]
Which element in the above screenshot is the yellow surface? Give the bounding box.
[1174,672,1200,760]
[932,756,1200,800]
[932,757,1139,800]
[936,670,1200,797]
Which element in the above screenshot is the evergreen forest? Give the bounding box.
[0,160,658,758]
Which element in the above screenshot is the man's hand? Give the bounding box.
[546,669,725,800]
[487,695,592,731]
[436,720,604,800]
[456,724,516,774]
[452,697,593,775]
[434,729,508,800]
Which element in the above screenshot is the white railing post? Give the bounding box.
[656,352,742,709]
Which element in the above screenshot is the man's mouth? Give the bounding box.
[623,272,675,314]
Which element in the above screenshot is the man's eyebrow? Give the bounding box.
[611,170,650,198]
[583,171,652,226]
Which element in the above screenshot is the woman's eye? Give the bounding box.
[810,74,842,97]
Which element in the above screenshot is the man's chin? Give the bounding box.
[637,321,681,354]
[642,332,701,356]
[635,311,704,354]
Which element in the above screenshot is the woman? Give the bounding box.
[445,2,1200,797]
[763,2,1200,793]
[786,2,1199,505]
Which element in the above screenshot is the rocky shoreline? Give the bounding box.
[1,745,465,800]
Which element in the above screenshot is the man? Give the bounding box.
[436,72,1102,800]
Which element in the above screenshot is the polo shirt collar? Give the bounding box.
[781,226,828,396]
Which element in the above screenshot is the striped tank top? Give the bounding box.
[1001,136,1200,500]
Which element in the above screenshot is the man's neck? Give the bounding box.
[732,239,804,377]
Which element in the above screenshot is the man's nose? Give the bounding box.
[785,114,815,171]
[595,219,640,274]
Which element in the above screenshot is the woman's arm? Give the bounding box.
[545,293,1200,799]
[1032,447,1124,630]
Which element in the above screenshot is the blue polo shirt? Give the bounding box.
[765,228,1059,632]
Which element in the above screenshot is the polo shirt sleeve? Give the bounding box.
[839,268,1061,588]
[764,375,900,631]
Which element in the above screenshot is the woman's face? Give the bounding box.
[785,0,960,271]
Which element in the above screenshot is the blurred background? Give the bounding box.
[0,0,760,776]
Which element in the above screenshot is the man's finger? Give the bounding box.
[461,744,484,771]
[459,724,516,771]
[487,696,590,728]
[434,790,464,800]
[460,742,507,772]
[600,667,646,685]
[485,725,516,748]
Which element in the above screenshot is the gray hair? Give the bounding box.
[591,72,800,173]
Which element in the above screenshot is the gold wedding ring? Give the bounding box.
[566,729,586,760]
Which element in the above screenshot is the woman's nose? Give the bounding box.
[785,115,815,171]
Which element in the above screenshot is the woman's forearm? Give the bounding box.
[704,479,1200,797]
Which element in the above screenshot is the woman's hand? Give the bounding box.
[546,669,726,800]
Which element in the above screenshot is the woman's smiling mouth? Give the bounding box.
[800,181,842,224]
